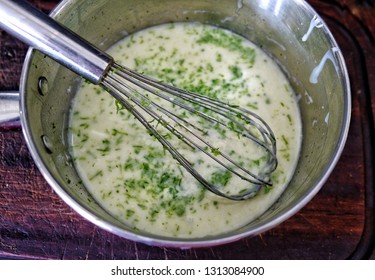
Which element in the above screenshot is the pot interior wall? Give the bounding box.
[21,0,349,242]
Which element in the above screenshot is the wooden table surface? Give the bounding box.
[1,0,374,260]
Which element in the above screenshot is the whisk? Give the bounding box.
[0,0,277,200]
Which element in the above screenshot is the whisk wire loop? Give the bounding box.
[101,64,278,200]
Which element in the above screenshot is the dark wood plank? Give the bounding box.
[1,0,374,259]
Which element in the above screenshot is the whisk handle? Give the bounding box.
[0,0,113,84]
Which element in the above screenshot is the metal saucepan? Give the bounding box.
[0,0,350,248]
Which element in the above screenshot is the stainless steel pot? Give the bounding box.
[0,0,350,248]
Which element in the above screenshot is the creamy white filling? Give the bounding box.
[69,23,302,238]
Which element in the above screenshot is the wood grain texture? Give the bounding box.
[1,0,374,259]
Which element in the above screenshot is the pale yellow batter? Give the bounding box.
[69,23,302,238]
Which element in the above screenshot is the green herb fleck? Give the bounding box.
[210,170,232,187]
[115,100,125,113]
[211,147,221,156]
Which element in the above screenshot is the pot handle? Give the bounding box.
[0,91,21,128]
